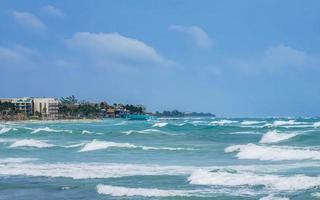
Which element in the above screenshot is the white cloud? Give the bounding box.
[169,25,213,48]
[0,45,38,68]
[65,32,171,68]
[42,5,64,18]
[228,44,319,74]
[11,11,46,31]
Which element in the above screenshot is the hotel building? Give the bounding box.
[0,97,59,118]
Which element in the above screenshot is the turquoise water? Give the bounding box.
[1,118,320,199]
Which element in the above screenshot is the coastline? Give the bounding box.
[0,118,103,124]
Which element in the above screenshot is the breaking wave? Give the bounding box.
[9,139,55,148]
[152,122,168,127]
[31,127,73,134]
[78,140,194,152]
[81,130,94,134]
[259,195,289,200]
[314,122,320,128]
[225,143,320,161]
[78,140,136,152]
[0,127,12,134]
[97,184,195,197]
[241,121,265,125]
[0,162,198,179]
[188,169,320,191]
[259,130,297,144]
[209,120,238,126]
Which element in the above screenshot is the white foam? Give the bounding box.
[272,120,309,127]
[78,140,194,152]
[96,184,258,197]
[31,127,73,134]
[64,143,85,148]
[122,130,135,135]
[0,162,197,179]
[260,194,289,200]
[114,121,127,126]
[188,169,320,191]
[0,127,12,134]
[152,122,168,127]
[81,130,93,134]
[78,140,136,152]
[312,193,320,198]
[241,121,264,125]
[209,120,237,126]
[0,159,320,192]
[225,143,320,161]
[9,139,55,148]
[97,184,194,197]
[259,130,297,144]
[314,122,320,128]
[0,158,38,163]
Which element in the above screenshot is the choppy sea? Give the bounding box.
[1,117,320,199]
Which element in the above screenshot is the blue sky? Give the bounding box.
[1,0,320,117]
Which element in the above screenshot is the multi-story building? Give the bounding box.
[32,98,59,118]
[0,97,33,115]
[0,97,59,118]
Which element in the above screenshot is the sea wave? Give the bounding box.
[0,158,38,164]
[314,122,320,128]
[31,127,73,134]
[137,129,162,134]
[209,120,238,126]
[78,140,193,152]
[152,122,168,127]
[0,159,319,183]
[0,127,14,134]
[188,169,320,191]
[225,143,320,161]
[0,162,197,179]
[241,121,265,125]
[96,184,259,197]
[271,120,308,127]
[9,139,55,148]
[121,130,135,135]
[78,140,136,152]
[259,130,297,144]
[81,130,94,134]
[97,184,195,197]
[260,194,289,200]
[114,121,128,126]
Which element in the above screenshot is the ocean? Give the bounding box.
[0,117,320,199]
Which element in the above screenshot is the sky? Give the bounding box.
[0,0,320,117]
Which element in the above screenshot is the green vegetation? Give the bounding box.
[58,95,145,119]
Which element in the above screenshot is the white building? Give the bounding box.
[32,98,59,118]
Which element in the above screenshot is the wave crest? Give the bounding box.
[9,139,55,148]
[259,130,297,144]
[31,127,73,134]
[225,143,320,161]
[188,169,320,191]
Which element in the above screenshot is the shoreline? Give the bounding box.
[0,118,103,124]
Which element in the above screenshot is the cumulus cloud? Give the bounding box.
[42,5,64,18]
[11,11,46,31]
[169,25,213,48]
[65,32,172,68]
